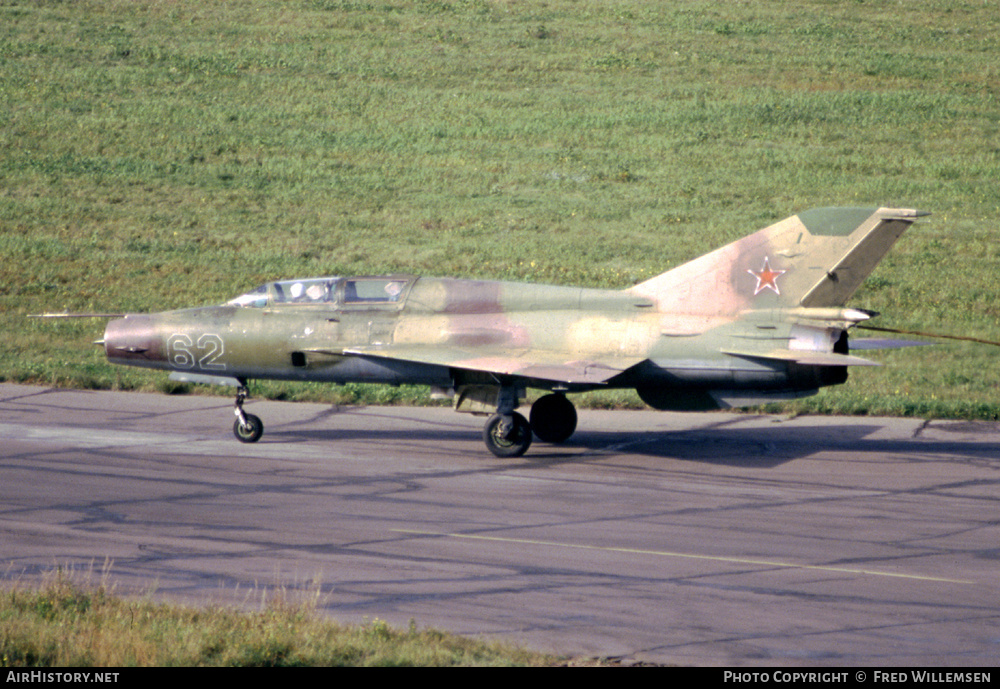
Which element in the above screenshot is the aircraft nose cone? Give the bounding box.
[104,316,165,365]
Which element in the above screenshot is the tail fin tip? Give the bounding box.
[797,206,928,237]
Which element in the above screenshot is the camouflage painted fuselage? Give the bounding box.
[103,207,926,413]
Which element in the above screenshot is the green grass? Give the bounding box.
[0,569,560,667]
[3,0,1000,417]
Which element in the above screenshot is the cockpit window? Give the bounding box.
[343,278,406,303]
[227,284,269,308]
[229,276,411,308]
[273,278,338,304]
[228,278,341,308]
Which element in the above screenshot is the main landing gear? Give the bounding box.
[483,412,533,458]
[481,392,578,458]
[233,381,263,443]
[528,393,577,444]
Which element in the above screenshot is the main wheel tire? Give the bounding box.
[529,393,577,443]
[483,412,532,458]
[233,413,264,443]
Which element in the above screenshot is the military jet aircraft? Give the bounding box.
[87,206,925,457]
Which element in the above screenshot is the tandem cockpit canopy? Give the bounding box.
[226,276,413,308]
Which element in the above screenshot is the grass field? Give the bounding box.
[2,0,1000,417]
[1,570,559,666]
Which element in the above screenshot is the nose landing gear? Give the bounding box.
[233,381,263,443]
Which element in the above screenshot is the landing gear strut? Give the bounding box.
[481,384,532,457]
[233,381,263,443]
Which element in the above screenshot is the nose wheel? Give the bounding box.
[233,382,264,443]
[234,414,263,443]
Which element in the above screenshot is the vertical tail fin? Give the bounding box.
[629,207,927,315]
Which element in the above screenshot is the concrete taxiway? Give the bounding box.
[1,383,998,666]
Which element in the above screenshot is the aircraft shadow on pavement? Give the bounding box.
[261,421,1000,470]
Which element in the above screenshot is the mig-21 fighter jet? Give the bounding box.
[60,207,928,457]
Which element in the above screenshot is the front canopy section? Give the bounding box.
[226,283,271,308]
[227,278,340,307]
[226,276,414,308]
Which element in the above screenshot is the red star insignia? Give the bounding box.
[747,257,786,295]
